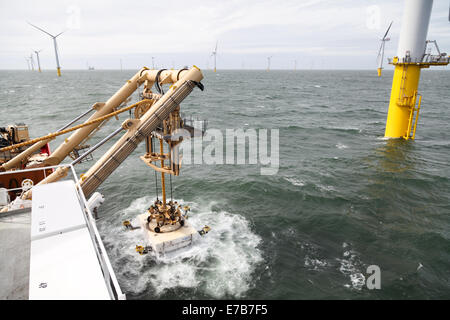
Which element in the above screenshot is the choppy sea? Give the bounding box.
[1,69,449,299]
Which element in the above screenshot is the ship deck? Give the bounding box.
[0,208,31,299]
[0,165,125,300]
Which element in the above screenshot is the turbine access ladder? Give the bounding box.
[396,65,422,140]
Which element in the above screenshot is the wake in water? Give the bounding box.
[98,196,263,298]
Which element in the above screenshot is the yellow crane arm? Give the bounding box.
[1,67,195,172]
[44,68,192,166]
[25,67,203,199]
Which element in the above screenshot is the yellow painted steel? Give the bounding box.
[57,67,61,77]
[377,68,382,77]
[384,63,421,139]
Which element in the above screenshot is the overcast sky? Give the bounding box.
[0,0,449,70]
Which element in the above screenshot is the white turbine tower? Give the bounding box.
[28,22,65,76]
[267,56,272,71]
[34,50,42,72]
[25,57,30,70]
[211,41,218,72]
[377,21,393,77]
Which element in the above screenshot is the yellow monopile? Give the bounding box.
[384,62,421,139]
[383,0,448,140]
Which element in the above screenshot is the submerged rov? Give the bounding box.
[133,200,211,258]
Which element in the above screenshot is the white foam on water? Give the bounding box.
[350,273,366,289]
[284,176,305,187]
[337,242,365,290]
[99,196,263,298]
[318,184,336,192]
[300,241,329,272]
[336,143,348,149]
[304,256,328,271]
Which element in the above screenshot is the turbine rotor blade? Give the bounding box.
[28,22,54,37]
[54,30,67,38]
[376,42,384,62]
[383,21,393,40]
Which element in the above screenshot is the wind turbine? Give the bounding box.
[28,22,65,76]
[151,56,155,69]
[377,21,393,77]
[34,50,42,72]
[29,54,35,71]
[294,59,297,71]
[25,57,30,70]
[267,56,272,71]
[211,41,218,72]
